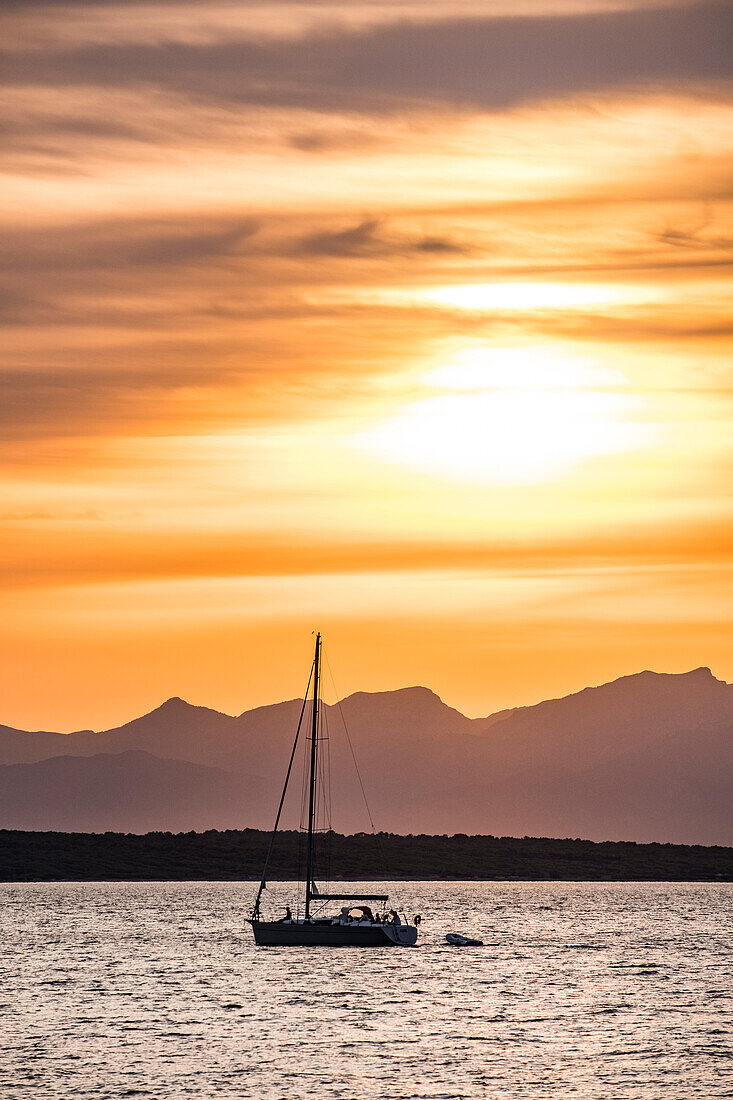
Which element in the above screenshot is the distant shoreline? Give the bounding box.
[3,829,731,883]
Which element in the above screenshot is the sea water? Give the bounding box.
[1,881,730,1099]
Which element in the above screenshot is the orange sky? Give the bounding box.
[1,0,731,731]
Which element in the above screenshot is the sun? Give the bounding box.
[354,345,656,485]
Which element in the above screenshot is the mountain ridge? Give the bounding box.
[5,666,728,743]
[1,667,730,844]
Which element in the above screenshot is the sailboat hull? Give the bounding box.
[251,920,417,947]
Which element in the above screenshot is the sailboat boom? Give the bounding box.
[313,893,389,902]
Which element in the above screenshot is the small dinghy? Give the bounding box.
[446,932,484,947]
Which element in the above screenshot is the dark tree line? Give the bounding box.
[1,829,731,882]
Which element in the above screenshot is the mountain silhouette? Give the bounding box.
[0,751,250,833]
[1,668,730,843]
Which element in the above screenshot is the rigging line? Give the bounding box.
[321,700,333,832]
[296,666,316,913]
[324,652,376,831]
[323,649,395,892]
[326,726,333,891]
[311,664,327,902]
[320,703,334,893]
[325,709,333,833]
[252,661,314,920]
[298,702,310,830]
[296,690,311,912]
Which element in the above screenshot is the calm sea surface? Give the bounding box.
[1,881,731,1099]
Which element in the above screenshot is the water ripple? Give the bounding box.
[1,881,730,1100]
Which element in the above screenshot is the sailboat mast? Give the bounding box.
[304,631,321,919]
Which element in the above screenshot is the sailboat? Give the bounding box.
[249,633,419,946]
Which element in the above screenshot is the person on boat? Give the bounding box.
[282,906,292,922]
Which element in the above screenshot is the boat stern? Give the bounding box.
[384,923,418,946]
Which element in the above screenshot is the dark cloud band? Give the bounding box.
[2,2,730,112]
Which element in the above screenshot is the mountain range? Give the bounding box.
[1,667,731,844]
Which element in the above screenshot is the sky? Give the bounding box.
[1,0,731,731]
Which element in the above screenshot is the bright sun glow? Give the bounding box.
[422,345,626,391]
[420,282,639,311]
[356,345,656,484]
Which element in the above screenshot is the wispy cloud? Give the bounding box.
[296,218,465,257]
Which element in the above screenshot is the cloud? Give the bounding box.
[654,217,733,253]
[298,218,386,257]
[0,212,469,344]
[0,286,63,325]
[548,316,733,341]
[0,217,260,273]
[3,517,733,591]
[1,2,730,114]
[0,364,233,439]
[296,217,464,257]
